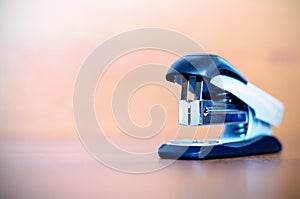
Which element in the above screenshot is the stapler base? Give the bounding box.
[158,135,281,160]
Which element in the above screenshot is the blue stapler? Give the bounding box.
[158,54,284,159]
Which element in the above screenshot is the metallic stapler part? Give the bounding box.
[179,100,248,126]
[194,80,203,100]
[180,77,188,100]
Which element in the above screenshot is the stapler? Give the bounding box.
[158,54,284,159]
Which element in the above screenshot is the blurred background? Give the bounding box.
[0,0,300,198]
[1,0,300,140]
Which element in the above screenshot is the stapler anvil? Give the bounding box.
[158,54,284,159]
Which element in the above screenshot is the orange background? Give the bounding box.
[1,0,300,142]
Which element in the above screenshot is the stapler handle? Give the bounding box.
[166,54,247,84]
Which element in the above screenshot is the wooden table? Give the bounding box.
[0,134,299,199]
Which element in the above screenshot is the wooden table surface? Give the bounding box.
[0,134,299,199]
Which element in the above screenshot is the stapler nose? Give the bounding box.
[178,76,248,126]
